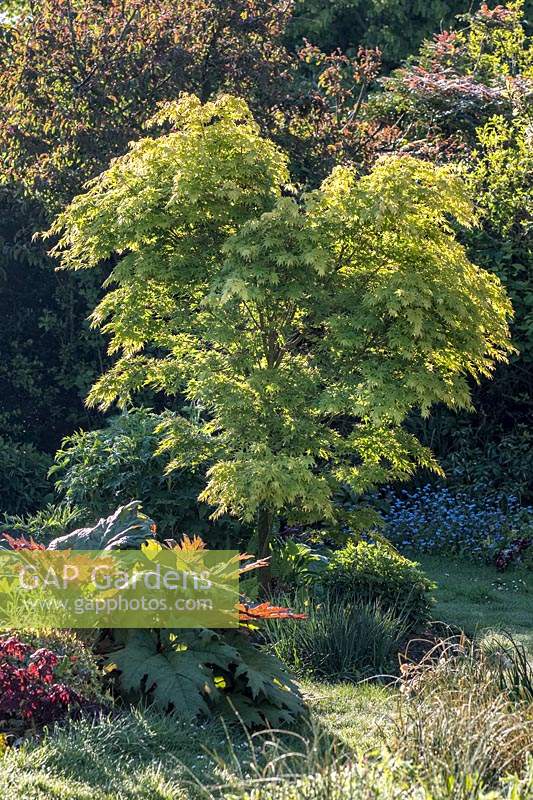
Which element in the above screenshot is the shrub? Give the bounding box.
[264,596,407,681]
[0,632,105,741]
[7,630,108,706]
[493,535,532,572]
[442,426,533,503]
[323,540,435,627]
[0,437,52,516]
[51,408,240,543]
[383,484,533,564]
[103,536,307,729]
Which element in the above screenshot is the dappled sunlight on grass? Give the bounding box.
[418,555,532,652]
[300,680,395,750]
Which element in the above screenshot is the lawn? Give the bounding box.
[0,710,214,800]
[298,682,393,751]
[418,555,533,652]
[0,682,397,799]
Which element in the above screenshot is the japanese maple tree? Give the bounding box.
[49,94,514,575]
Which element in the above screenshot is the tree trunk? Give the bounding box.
[257,506,275,594]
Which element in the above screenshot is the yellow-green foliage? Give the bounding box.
[49,94,514,547]
[463,0,533,81]
[324,540,435,625]
[471,114,532,237]
[468,113,532,356]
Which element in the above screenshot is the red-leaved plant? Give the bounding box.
[0,533,45,551]
[0,635,97,737]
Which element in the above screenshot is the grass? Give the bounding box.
[265,596,407,682]
[0,556,531,799]
[299,681,393,750]
[0,710,234,799]
[391,637,533,798]
[417,555,533,651]
[0,686,393,800]
[1,680,530,800]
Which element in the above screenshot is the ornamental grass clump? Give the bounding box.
[264,595,407,681]
[196,712,533,800]
[393,636,533,798]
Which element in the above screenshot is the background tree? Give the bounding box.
[442,111,533,491]
[280,42,384,183]
[364,1,532,485]
[0,0,295,449]
[50,95,513,573]
[0,0,29,18]
[286,1,472,68]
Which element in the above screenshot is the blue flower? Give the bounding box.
[379,484,532,562]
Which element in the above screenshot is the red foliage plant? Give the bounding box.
[0,532,45,551]
[0,635,91,731]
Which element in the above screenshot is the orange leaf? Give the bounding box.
[1,533,45,551]
[175,534,206,551]
[237,602,307,621]
[238,557,270,575]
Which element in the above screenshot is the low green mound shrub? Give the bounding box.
[264,596,407,681]
[323,540,435,627]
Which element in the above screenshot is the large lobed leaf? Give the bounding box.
[107,626,304,727]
